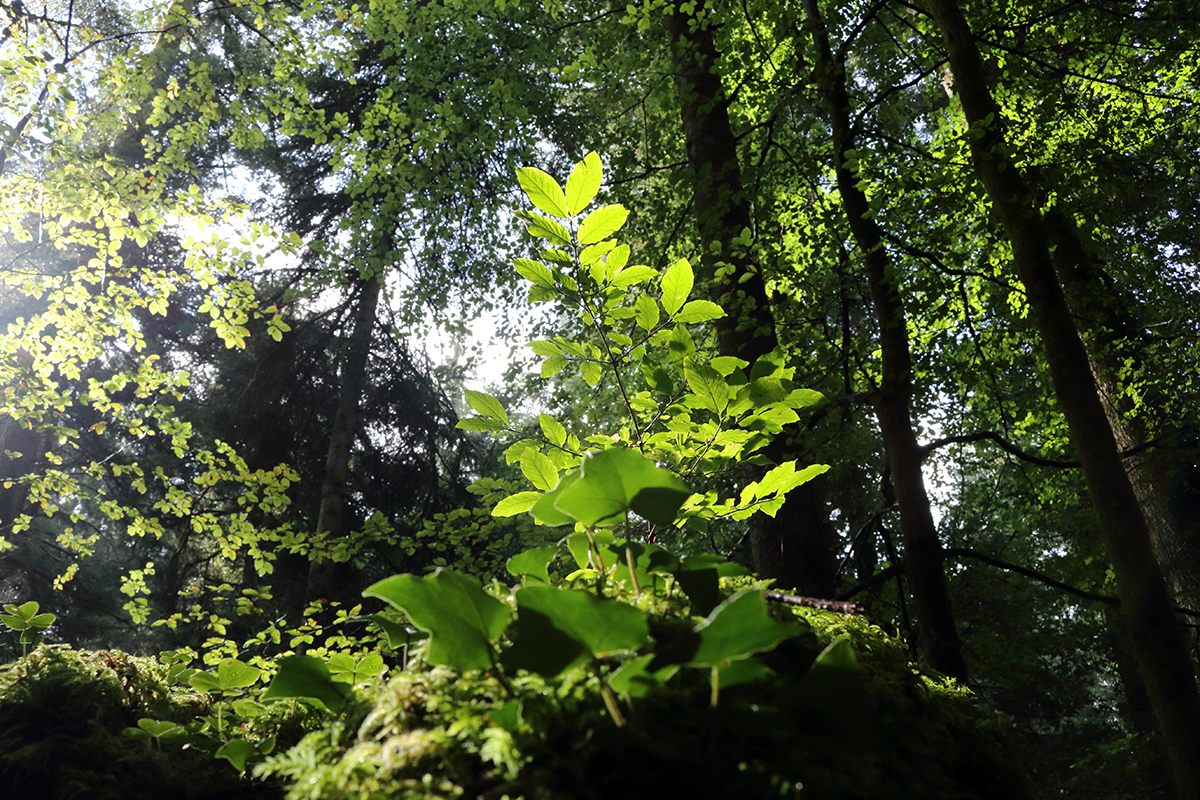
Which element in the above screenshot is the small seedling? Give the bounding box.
[1,601,56,656]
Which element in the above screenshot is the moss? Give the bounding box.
[0,646,280,800]
[258,602,1033,800]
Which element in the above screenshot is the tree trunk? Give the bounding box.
[1043,206,1200,649]
[664,3,838,597]
[803,0,968,683]
[307,273,382,603]
[924,0,1200,794]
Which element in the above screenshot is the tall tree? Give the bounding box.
[923,0,1200,793]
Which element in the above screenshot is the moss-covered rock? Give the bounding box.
[256,600,1033,800]
[0,646,279,800]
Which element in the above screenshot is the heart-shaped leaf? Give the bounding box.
[365,569,510,672]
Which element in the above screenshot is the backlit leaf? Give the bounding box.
[517,166,570,218]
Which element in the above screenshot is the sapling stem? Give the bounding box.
[624,545,641,594]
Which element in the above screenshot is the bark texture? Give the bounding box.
[665,5,838,597]
[925,0,1200,794]
[805,0,968,683]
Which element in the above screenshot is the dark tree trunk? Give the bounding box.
[804,0,968,683]
[1043,206,1200,650]
[925,0,1200,794]
[664,4,838,597]
[307,273,382,603]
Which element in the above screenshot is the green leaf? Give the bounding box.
[521,212,572,245]
[136,718,184,738]
[634,293,660,331]
[611,265,657,288]
[684,359,729,414]
[660,258,693,316]
[530,472,581,526]
[457,417,507,432]
[553,448,691,527]
[541,355,569,378]
[516,166,570,218]
[577,204,629,244]
[565,152,602,215]
[464,390,508,426]
[520,450,559,491]
[687,590,803,667]
[580,360,602,387]
[608,654,678,698]
[365,570,510,672]
[513,258,555,289]
[539,413,567,446]
[566,530,616,569]
[216,658,262,690]
[215,738,258,772]
[675,300,726,324]
[492,491,541,517]
[502,586,649,676]
[813,637,859,671]
[262,655,354,712]
[507,546,558,584]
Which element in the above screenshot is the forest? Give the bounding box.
[1,0,1198,797]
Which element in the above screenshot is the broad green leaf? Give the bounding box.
[215,738,257,772]
[364,569,510,672]
[539,413,567,446]
[675,300,726,324]
[492,491,541,517]
[520,450,559,491]
[660,258,693,315]
[541,355,569,378]
[566,530,617,569]
[687,590,803,667]
[513,258,555,289]
[605,244,631,277]
[137,718,184,738]
[634,293,659,331]
[565,151,602,215]
[516,166,570,218]
[611,265,657,288]
[554,448,690,527]
[529,340,563,357]
[457,417,507,432]
[684,359,729,414]
[262,655,353,712]
[506,546,558,584]
[364,615,427,649]
[580,240,615,266]
[608,654,678,698]
[530,472,581,527]
[813,637,859,671]
[785,388,824,409]
[580,360,602,387]
[577,204,629,244]
[709,356,748,376]
[521,212,572,245]
[502,586,649,676]
[464,390,508,426]
[216,658,262,690]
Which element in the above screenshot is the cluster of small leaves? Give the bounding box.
[460,153,828,539]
